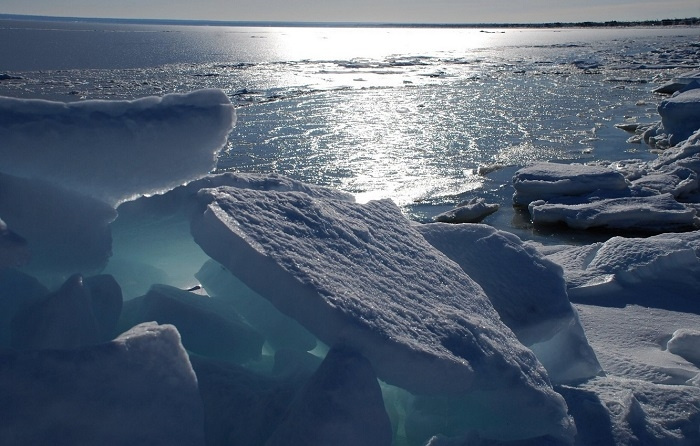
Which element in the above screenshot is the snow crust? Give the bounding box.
[191,185,575,441]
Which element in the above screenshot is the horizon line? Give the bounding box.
[1,13,699,29]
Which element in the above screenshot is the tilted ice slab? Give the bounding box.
[0,89,235,205]
[191,184,575,441]
[0,322,205,445]
[417,223,601,383]
[528,193,698,232]
[512,162,628,207]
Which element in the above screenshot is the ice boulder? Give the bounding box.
[120,284,264,363]
[667,329,700,366]
[191,183,575,442]
[432,198,499,223]
[0,322,205,445]
[528,193,698,232]
[0,89,235,205]
[512,162,628,207]
[265,346,392,446]
[417,223,601,383]
[658,87,700,147]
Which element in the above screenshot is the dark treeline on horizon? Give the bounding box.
[0,13,698,28]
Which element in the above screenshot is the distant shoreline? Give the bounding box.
[1,13,698,29]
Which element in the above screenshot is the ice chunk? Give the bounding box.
[0,322,205,445]
[432,198,499,223]
[0,172,116,281]
[542,232,700,305]
[528,193,698,232]
[0,89,235,205]
[417,223,600,383]
[265,346,392,446]
[658,88,700,147]
[667,329,700,366]
[120,284,264,363]
[629,165,698,198]
[512,162,628,207]
[191,184,574,441]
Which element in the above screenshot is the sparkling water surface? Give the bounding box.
[2,19,698,242]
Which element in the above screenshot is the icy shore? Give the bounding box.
[2,87,700,445]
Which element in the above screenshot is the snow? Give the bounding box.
[191,185,575,441]
[0,89,235,206]
[0,322,205,446]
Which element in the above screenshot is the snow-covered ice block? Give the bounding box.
[0,322,205,445]
[120,284,264,363]
[512,162,628,206]
[191,184,575,441]
[0,172,116,281]
[432,198,498,223]
[266,346,392,446]
[667,329,700,366]
[0,89,235,205]
[651,128,700,171]
[528,193,698,232]
[630,165,698,198]
[658,87,700,147]
[543,232,700,304]
[417,223,600,383]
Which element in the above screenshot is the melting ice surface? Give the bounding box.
[2,17,700,446]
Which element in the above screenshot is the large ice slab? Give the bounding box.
[512,162,628,207]
[417,222,601,383]
[191,184,574,441]
[528,193,698,232]
[0,89,235,205]
[0,322,205,445]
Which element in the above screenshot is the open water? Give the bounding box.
[1,18,698,241]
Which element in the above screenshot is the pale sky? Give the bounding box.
[1,0,698,24]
